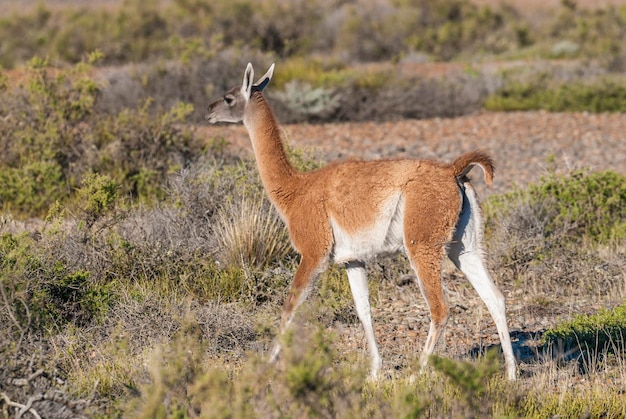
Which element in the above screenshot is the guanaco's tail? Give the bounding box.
[450,150,495,187]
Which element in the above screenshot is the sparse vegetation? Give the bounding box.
[485,169,626,299]
[1,0,625,417]
[486,169,626,246]
[1,137,625,416]
[2,0,623,68]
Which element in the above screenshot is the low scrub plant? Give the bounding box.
[542,301,626,359]
[548,1,626,59]
[485,169,626,298]
[1,0,623,72]
[429,349,504,415]
[8,2,625,126]
[486,169,626,246]
[519,386,626,418]
[274,81,341,121]
[0,232,116,333]
[0,0,543,68]
[405,0,523,60]
[0,54,100,216]
[485,75,626,113]
[75,173,118,229]
[0,54,204,218]
[122,318,427,418]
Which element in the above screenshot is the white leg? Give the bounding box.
[450,250,517,380]
[449,183,517,380]
[269,341,282,364]
[346,262,382,379]
[418,319,448,371]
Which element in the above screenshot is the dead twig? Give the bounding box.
[0,280,30,351]
[1,392,42,419]
[10,369,44,387]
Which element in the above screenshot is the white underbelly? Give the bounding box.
[330,195,405,264]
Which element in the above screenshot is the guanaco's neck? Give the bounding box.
[243,92,299,206]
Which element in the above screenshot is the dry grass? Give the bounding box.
[212,194,293,271]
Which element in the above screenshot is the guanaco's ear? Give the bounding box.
[241,63,254,99]
[254,63,275,92]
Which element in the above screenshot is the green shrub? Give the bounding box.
[0,0,624,70]
[334,1,416,61]
[75,173,118,228]
[121,323,371,418]
[533,170,626,243]
[405,0,520,60]
[10,1,626,123]
[272,57,353,89]
[0,162,65,216]
[542,302,626,357]
[0,0,325,68]
[0,231,115,332]
[274,81,341,121]
[0,4,55,68]
[42,269,114,327]
[93,99,198,202]
[0,232,38,334]
[430,349,502,414]
[548,3,626,59]
[484,169,626,297]
[0,55,99,216]
[283,328,336,399]
[0,56,204,218]
[486,169,626,246]
[124,325,211,418]
[485,76,626,112]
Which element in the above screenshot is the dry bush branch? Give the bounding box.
[0,280,28,352]
[1,369,93,419]
[1,392,42,419]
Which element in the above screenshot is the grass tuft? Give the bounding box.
[212,193,292,271]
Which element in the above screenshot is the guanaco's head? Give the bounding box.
[206,63,275,124]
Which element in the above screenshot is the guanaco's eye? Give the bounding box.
[224,95,235,105]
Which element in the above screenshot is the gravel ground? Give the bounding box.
[201,110,626,376]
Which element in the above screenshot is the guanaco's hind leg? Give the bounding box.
[407,246,450,371]
[448,183,517,380]
[403,184,458,371]
[345,261,382,379]
[448,249,517,380]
